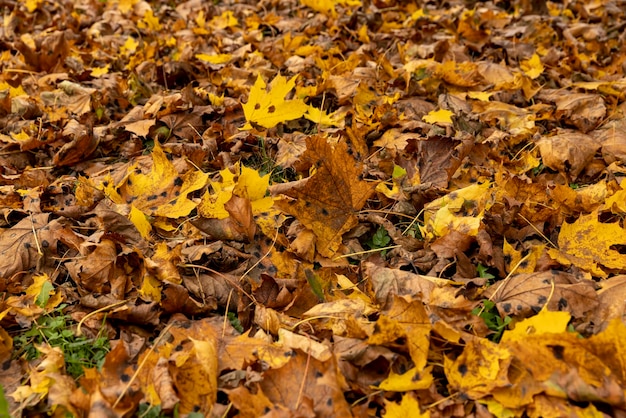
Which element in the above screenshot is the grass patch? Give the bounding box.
[12,305,110,380]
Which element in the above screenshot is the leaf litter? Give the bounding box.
[1,0,626,416]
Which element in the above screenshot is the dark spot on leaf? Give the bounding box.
[160,191,167,197]
[264,407,271,413]
[180,321,192,329]
[315,370,323,378]
[170,199,177,206]
[558,297,568,310]
[175,191,180,196]
[519,260,528,269]
[41,240,49,248]
[147,194,158,201]
[268,265,277,274]
[24,242,30,249]
[175,344,184,351]
[193,405,201,412]
[254,103,261,110]
[127,178,132,186]
[150,206,157,211]
[284,350,296,357]
[548,345,564,360]
[504,254,511,264]
[502,303,512,313]
[537,296,547,305]
[327,398,333,406]
[305,201,311,207]
[174,177,183,186]
[412,372,420,382]
[321,208,329,216]
[458,363,468,376]
[115,187,121,196]
[120,373,130,382]
[166,153,173,161]
[126,196,136,204]
[517,304,523,312]
[531,305,541,313]
[103,181,109,187]
[268,105,276,113]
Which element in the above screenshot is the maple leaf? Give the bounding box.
[274,135,376,257]
[102,141,208,220]
[423,108,454,124]
[241,74,309,130]
[548,210,626,277]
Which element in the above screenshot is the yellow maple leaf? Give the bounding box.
[90,64,110,77]
[241,74,309,130]
[23,0,41,12]
[548,210,626,277]
[304,105,342,127]
[378,366,434,391]
[445,337,512,399]
[117,0,138,14]
[120,36,138,55]
[138,8,161,31]
[195,53,232,65]
[423,108,454,124]
[501,309,571,343]
[12,345,66,402]
[301,0,338,17]
[421,182,493,239]
[198,163,274,219]
[383,394,430,418]
[102,142,208,219]
[0,81,27,98]
[521,53,544,79]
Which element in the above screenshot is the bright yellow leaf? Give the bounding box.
[501,309,571,343]
[198,162,274,219]
[120,36,138,55]
[0,82,27,98]
[241,74,309,130]
[138,8,161,31]
[378,366,434,391]
[117,0,138,14]
[521,53,544,79]
[10,130,30,142]
[304,105,342,127]
[195,53,232,65]
[422,182,493,239]
[548,210,626,277]
[445,338,511,399]
[423,108,454,124]
[383,394,429,418]
[101,142,208,219]
[129,205,152,239]
[90,64,110,77]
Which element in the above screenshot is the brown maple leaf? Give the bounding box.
[274,135,376,257]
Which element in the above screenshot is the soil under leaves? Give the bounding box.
[1,0,626,416]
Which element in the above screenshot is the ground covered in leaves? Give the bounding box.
[1,0,626,416]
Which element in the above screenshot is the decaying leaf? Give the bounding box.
[274,135,376,257]
[4,0,626,416]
